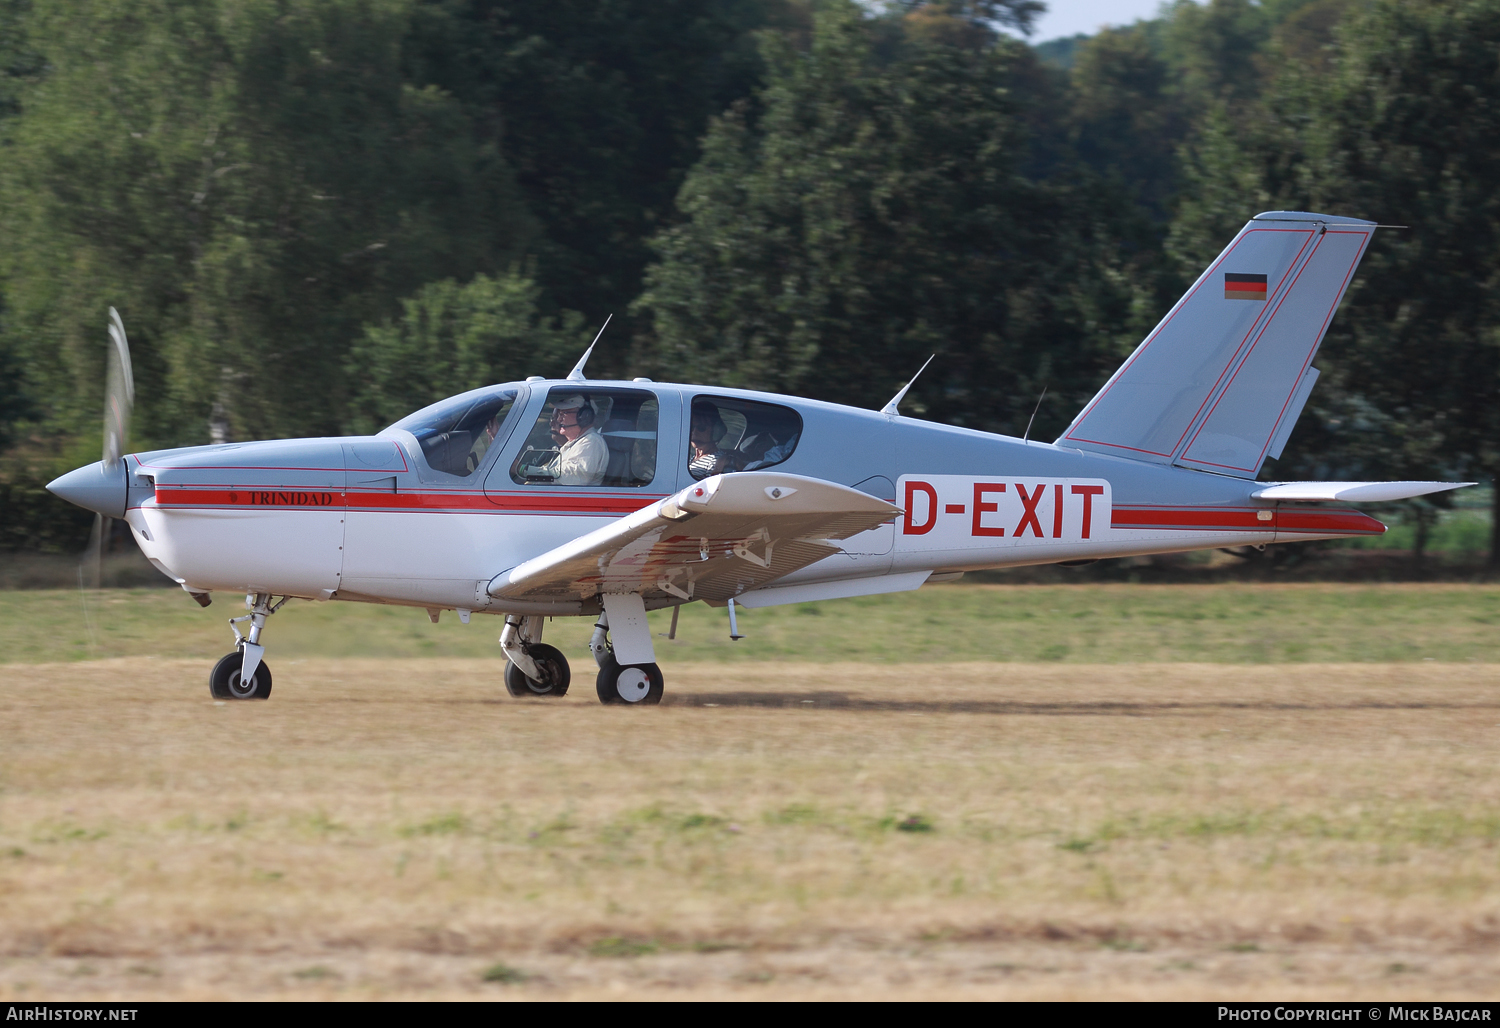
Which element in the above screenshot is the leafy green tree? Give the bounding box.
[1067,24,1186,220]
[399,0,801,368]
[1064,0,1341,226]
[0,0,535,447]
[345,271,590,434]
[0,0,799,549]
[1160,0,1273,112]
[0,0,42,123]
[635,0,1173,437]
[1309,0,1500,563]
[1174,0,1500,563]
[893,0,1044,46]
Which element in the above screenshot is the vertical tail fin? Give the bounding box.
[1057,211,1375,479]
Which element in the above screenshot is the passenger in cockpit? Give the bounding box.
[688,403,731,480]
[467,411,506,474]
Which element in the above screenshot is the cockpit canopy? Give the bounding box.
[384,381,805,486]
[385,385,521,477]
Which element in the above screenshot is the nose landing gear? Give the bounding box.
[209,593,287,701]
[209,650,272,700]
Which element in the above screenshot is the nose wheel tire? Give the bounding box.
[209,651,273,700]
[595,655,664,706]
[504,643,571,697]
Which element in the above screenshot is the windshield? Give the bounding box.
[387,386,522,477]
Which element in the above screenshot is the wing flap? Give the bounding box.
[1251,481,1474,502]
[488,473,899,606]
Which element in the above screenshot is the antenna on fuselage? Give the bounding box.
[879,354,935,416]
[1022,386,1048,444]
[566,313,613,382]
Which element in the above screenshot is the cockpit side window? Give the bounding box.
[688,396,802,480]
[388,387,520,478]
[510,387,659,487]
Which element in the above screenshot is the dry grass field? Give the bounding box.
[2,646,1499,998]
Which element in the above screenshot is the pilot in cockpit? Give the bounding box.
[544,394,608,485]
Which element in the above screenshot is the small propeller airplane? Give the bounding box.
[49,211,1472,705]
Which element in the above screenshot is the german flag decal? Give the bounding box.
[1225,273,1268,300]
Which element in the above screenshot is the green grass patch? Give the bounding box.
[481,963,528,984]
[588,936,658,958]
[291,966,337,980]
[765,804,821,825]
[7,583,1500,664]
[402,812,468,837]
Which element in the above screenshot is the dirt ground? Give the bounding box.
[1,658,1498,1000]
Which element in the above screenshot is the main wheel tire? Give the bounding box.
[209,651,273,700]
[595,655,664,706]
[504,643,571,697]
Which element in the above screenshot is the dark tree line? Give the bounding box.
[3,0,1500,560]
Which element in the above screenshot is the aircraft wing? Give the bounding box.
[486,473,900,606]
[1251,481,1474,502]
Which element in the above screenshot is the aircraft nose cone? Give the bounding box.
[47,460,127,519]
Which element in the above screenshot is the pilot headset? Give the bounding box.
[554,397,596,427]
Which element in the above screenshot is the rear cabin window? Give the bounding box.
[510,387,659,487]
[688,396,802,480]
[388,387,520,478]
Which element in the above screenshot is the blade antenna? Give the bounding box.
[879,354,935,416]
[567,313,613,382]
[1022,386,1048,444]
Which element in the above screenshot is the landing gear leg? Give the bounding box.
[209,592,286,700]
[500,614,571,697]
[594,594,664,706]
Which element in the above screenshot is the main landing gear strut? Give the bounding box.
[499,597,666,705]
[500,615,571,697]
[591,594,665,706]
[209,592,287,700]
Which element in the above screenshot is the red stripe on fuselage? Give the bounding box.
[1274,508,1386,536]
[150,486,663,516]
[1112,506,1383,535]
[145,489,1386,538]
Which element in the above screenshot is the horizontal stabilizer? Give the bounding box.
[487,473,899,607]
[1251,481,1475,503]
